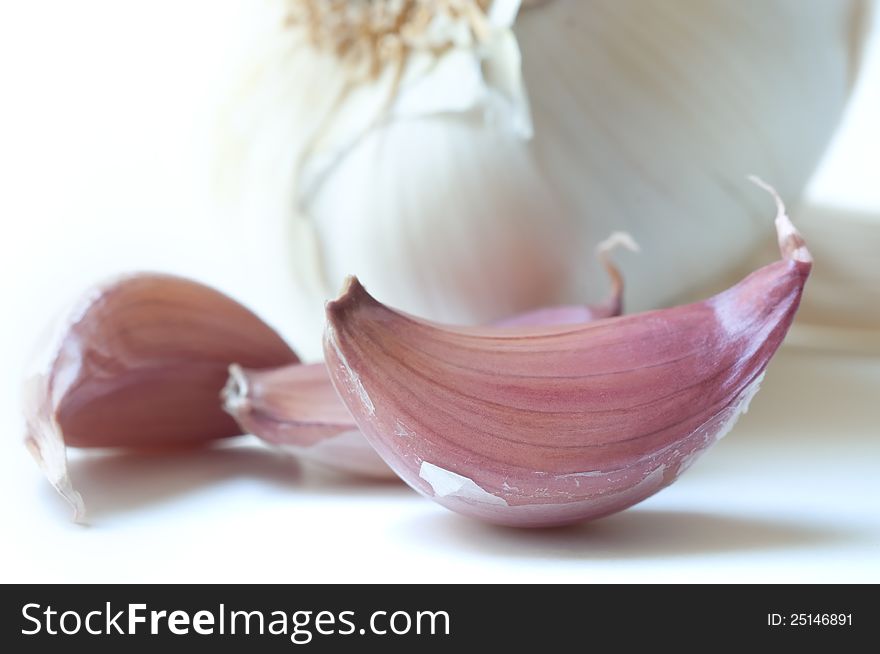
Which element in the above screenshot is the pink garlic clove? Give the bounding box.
[222,362,394,479]
[323,180,811,527]
[222,233,637,479]
[24,273,299,521]
[494,231,639,326]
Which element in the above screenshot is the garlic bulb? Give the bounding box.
[222,0,863,359]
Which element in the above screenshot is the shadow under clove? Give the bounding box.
[58,441,410,523]
[393,507,859,561]
[61,444,302,521]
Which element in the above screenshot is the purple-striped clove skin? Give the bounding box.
[323,180,812,527]
[24,273,299,521]
[222,233,637,478]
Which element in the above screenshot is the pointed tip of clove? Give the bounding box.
[221,364,250,415]
[327,275,358,305]
[747,175,813,266]
[774,212,813,265]
[65,484,88,525]
[338,274,360,298]
[23,373,89,525]
[596,231,640,256]
[593,231,640,315]
[325,275,375,321]
[24,430,88,525]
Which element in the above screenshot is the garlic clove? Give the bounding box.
[24,273,299,520]
[222,363,394,479]
[304,116,578,358]
[222,231,636,478]
[493,231,638,326]
[323,181,811,527]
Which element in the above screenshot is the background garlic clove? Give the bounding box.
[514,0,865,310]
[492,230,638,325]
[222,362,398,479]
[309,116,578,331]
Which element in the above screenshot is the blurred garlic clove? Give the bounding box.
[221,0,860,360]
[515,0,863,310]
[323,181,811,527]
[24,273,299,521]
[493,231,638,326]
[306,117,577,345]
[222,231,636,478]
[222,363,393,479]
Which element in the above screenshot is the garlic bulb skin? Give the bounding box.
[226,0,569,359]
[310,117,577,332]
[516,0,865,309]
[224,0,863,359]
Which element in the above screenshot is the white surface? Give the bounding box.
[1,1,879,583]
[1,349,878,583]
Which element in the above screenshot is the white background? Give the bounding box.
[1,1,878,583]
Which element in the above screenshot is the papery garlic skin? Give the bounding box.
[323,183,811,527]
[226,0,563,359]
[224,0,859,360]
[309,118,576,338]
[24,273,299,521]
[515,0,861,309]
[494,231,638,326]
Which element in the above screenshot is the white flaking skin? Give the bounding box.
[674,371,765,477]
[419,461,509,506]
